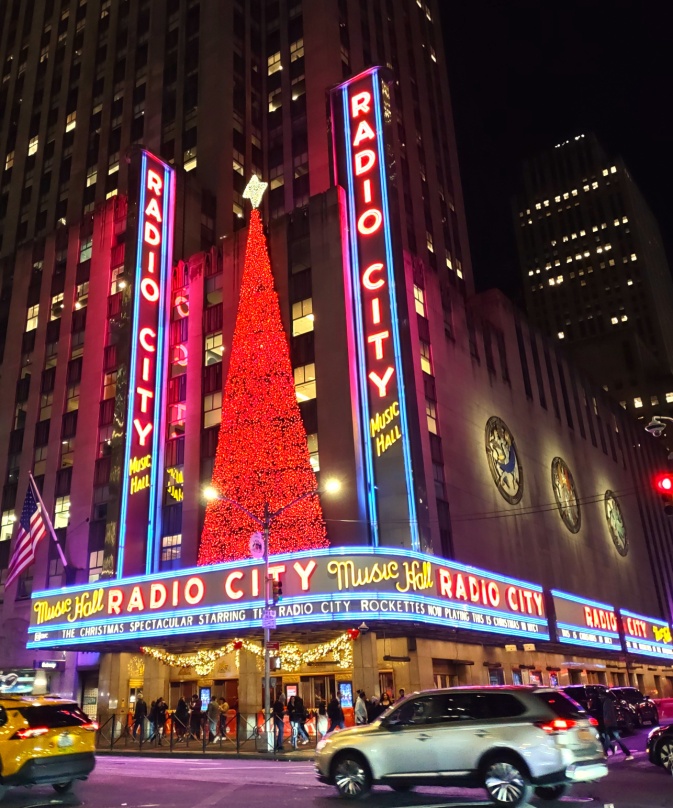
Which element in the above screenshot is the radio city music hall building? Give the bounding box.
[1,1,673,720]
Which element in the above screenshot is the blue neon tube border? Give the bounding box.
[145,161,174,574]
[117,152,148,577]
[341,87,380,544]
[371,69,419,551]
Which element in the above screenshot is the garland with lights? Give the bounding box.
[198,206,328,564]
[141,632,355,676]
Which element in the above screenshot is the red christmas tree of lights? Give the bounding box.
[198,204,328,564]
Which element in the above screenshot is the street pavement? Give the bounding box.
[1,725,670,808]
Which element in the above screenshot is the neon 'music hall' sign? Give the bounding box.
[118,150,175,577]
[331,67,419,551]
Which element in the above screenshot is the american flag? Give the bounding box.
[6,480,47,588]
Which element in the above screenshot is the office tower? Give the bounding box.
[515,133,673,424]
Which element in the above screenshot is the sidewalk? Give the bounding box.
[95,743,316,762]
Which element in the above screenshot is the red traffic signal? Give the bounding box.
[654,473,673,493]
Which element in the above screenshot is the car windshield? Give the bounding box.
[536,690,586,719]
[18,703,90,729]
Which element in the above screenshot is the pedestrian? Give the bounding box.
[273,692,286,751]
[155,697,167,745]
[294,694,310,745]
[132,692,147,740]
[317,697,328,738]
[175,696,189,741]
[218,697,230,739]
[397,688,406,702]
[601,692,633,760]
[380,692,392,710]
[207,695,221,742]
[355,690,368,725]
[327,694,345,733]
[367,695,382,722]
[189,693,202,740]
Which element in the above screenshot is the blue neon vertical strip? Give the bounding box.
[372,71,419,551]
[118,152,148,577]
[145,163,174,574]
[342,89,380,545]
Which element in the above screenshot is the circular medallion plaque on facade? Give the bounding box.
[551,456,581,533]
[604,490,628,556]
[485,417,523,505]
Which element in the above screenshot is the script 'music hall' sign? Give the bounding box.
[331,68,419,551]
[27,548,549,648]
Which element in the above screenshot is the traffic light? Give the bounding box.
[654,472,673,516]
[272,579,283,604]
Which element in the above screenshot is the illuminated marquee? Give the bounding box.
[119,151,175,577]
[552,590,623,652]
[620,609,673,660]
[331,67,419,550]
[26,547,549,648]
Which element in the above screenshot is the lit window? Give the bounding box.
[622,216,628,224]
[40,392,53,421]
[630,253,637,262]
[4,151,14,170]
[161,534,182,563]
[60,438,75,468]
[75,281,89,309]
[627,279,633,286]
[51,292,64,320]
[203,392,222,428]
[184,154,197,172]
[267,51,282,75]
[634,397,643,409]
[110,266,126,294]
[557,331,564,339]
[294,363,316,402]
[621,314,628,322]
[603,169,609,176]
[233,158,244,176]
[268,87,282,112]
[33,446,48,477]
[54,496,71,529]
[419,341,433,375]
[204,332,224,365]
[426,231,434,253]
[610,166,617,174]
[290,38,304,61]
[426,399,438,434]
[614,218,620,226]
[611,317,618,325]
[666,392,673,404]
[28,136,39,156]
[456,260,463,279]
[79,236,92,263]
[88,550,104,583]
[86,167,97,187]
[651,396,659,406]
[413,285,426,317]
[619,401,627,410]
[65,111,76,132]
[108,152,120,174]
[103,371,117,400]
[292,298,314,336]
[307,433,319,472]
[26,304,39,332]
[66,383,80,412]
[168,403,186,438]
[106,188,118,199]
[233,202,244,219]
[1,511,16,543]
[445,252,453,270]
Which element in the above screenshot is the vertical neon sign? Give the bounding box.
[118,151,175,577]
[331,68,419,550]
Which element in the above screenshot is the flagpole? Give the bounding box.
[28,472,69,569]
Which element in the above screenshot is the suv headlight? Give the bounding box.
[316,738,329,753]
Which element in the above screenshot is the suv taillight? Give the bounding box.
[537,718,578,733]
[83,721,99,731]
[12,726,50,739]
[588,716,599,727]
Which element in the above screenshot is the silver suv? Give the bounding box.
[315,687,607,806]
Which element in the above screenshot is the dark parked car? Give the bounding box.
[647,724,673,769]
[559,685,639,731]
[608,687,658,728]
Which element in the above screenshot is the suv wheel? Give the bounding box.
[658,740,673,770]
[535,784,570,800]
[483,759,533,807]
[333,753,372,799]
[52,782,74,794]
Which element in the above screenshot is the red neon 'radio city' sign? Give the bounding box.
[118,151,175,577]
[331,68,419,550]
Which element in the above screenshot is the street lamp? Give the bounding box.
[202,479,340,751]
[644,416,673,439]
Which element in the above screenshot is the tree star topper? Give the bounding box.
[243,175,268,209]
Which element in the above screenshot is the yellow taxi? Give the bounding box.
[0,694,96,800]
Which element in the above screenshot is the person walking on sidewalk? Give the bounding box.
[355,690,368,725]
[601,692,633,760]
[132,693,147,740]
[207,696,221,742]
[327,695,345,733]
[155,697,167,745]
[273,693,287,751]
[175,696,189,742]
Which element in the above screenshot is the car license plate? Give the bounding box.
[58,733,74,748]
[577,728,593,741]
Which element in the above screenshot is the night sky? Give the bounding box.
[441,1,672,300]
